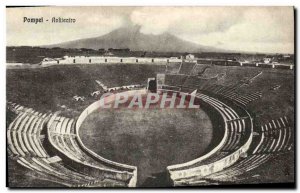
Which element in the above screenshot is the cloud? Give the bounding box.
[129,6,294,53]
[130,7,243,35]
[6,6,294,53]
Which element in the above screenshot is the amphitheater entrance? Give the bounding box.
[79,91,214,187]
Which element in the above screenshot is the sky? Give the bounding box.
[6,6,294,54]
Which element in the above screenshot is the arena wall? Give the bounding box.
[170,131,253,181]
[75,89,149,187]
[164,91,228,170]
[166,92,254,181]
[46,116,133,183]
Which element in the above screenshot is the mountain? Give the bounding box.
[45,25,226,53]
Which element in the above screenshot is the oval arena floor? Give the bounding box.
[79,101,214,187]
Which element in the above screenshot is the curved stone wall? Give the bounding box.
[166,95,229,170]
[163,90,253,182]
[75,89,149,187]
[46,114,133,184]
[75,88,253,185]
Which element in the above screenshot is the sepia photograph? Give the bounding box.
[6,6,295,188]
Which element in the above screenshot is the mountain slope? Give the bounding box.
[45,25,225,53]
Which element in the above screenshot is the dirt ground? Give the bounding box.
[79,104,213,186]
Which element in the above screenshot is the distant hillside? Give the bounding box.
[44,25,226,53]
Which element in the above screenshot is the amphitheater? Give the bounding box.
[7,58,294,187]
